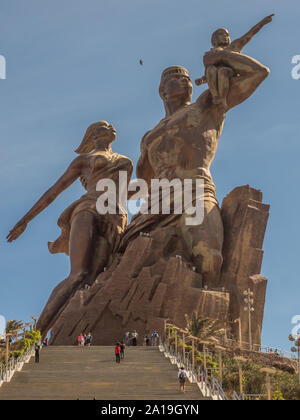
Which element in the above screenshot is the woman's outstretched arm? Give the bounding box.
[7,156,85,242]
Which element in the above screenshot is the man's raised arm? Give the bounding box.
[203,49,270,110]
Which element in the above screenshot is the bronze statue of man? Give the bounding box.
[122,32,272,287]
[7,121,133,338]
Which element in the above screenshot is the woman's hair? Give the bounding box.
[75,121,110,154]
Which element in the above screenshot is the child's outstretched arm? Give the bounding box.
[231,14,274,52]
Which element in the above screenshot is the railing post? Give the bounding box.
[234,356,247,397]
[238,361,243,395]
[238,318,242,348]
[203,345,207,373]
[266,373,271,401]
[174,329,178,358]
[218,351,223,386]
[5,335,9,365]
[260,367,276,400]
[192,338,195,370]
[182,332,185,364]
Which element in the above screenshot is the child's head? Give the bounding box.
[211,28,231,48]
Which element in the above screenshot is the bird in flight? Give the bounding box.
[139,59,143,66]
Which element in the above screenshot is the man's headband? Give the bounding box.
[160,66,191,82]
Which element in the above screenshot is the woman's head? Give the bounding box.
[75,121,116,154]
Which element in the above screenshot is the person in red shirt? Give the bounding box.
[78,333,83,347]
[115,342,121,364]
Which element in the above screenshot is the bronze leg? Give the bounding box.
[217,66,234,108]
[37,211,95,338]
[206,65,220,102]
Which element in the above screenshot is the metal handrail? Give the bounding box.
[166,322,297,361]
[160,339,230,400]
[195,364,229,400]
[0,341,36,385]
[219,337,296,360]
[232,391,245,400]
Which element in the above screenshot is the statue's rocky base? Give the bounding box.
[49,185,269,347]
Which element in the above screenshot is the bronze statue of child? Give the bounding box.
[195,14,274,108]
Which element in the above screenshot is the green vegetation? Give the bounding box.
[5,320,24,334]
[221,355,300,400]
[185,313,224,342]
[167,314,300,400]
[0,321,41,370]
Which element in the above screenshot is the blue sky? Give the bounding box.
[0,0,299,350]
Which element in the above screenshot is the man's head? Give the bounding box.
[159,66,193,105]
[211,28,231,48]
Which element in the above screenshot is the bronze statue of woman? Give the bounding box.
[7,121,133,338]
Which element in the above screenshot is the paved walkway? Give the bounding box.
[0,346,208,400]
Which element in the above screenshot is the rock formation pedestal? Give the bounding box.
[220,185,269,347]
[49,185,269,346]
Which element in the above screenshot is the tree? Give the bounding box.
[5,320,23,334]
[185,313,224,342]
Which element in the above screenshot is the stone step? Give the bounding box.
[0,346,209,400]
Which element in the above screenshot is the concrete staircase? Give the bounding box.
[0,346,208,400]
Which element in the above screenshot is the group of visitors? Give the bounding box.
[114,341,126,363]
[124,331,138,346]
[77,332,92,347]
[269,348,281,355]
[143,331,159,347]
[116,334,188,393]
[34,329,188,392]
[124,330,159,347]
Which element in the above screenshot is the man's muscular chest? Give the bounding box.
[144,103,220,170]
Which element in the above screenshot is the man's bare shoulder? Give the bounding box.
[195,89,215,109]
[140,129,153,150]
[194,90,226,122]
